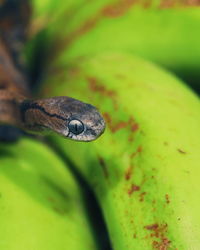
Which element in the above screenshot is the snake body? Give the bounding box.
[0,0,105,142]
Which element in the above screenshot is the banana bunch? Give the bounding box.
[39,51,200,250]
[21,0,200,249]
[0,139,98,250]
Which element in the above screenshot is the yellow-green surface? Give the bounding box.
[0,139,97,250]
[29,0,200,86]
[1,0,199,249]
[39,52,200,249]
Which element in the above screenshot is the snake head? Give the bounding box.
[21,96,105,142]
[54,96,106,141]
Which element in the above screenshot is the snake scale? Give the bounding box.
[0,0,105,142]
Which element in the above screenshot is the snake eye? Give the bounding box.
[68,119,84,135]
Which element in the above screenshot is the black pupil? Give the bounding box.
[68,120,84,135]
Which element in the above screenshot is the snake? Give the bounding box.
[0,0,105,142]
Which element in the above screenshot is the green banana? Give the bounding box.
[28,0,200,89]
[39,52,200,249]
[27,1,200,248]
[0,138,98,250]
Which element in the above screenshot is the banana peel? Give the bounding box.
[28,0,200,89]
[39,52,200,249]
[0,138,97,250]
[27,0,200,248]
